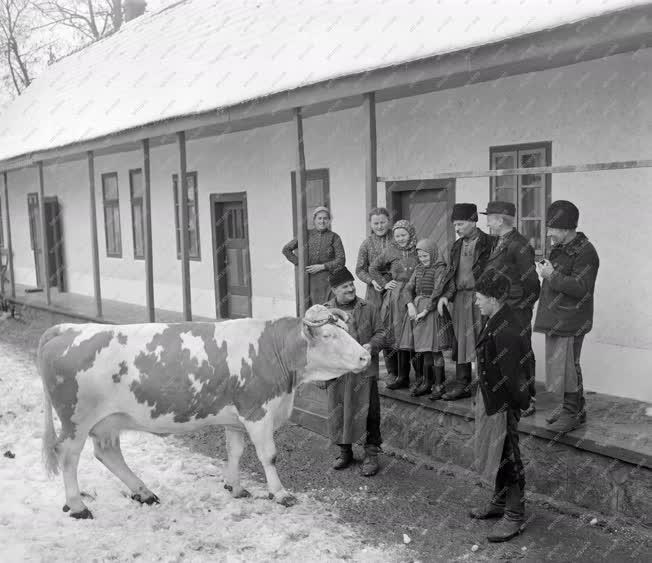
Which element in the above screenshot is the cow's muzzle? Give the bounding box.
[351,349,371,373]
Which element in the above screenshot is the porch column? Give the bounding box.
[142,139,155,322]
[363,92,378,225]
[177,131,192,321]
[87,151,103,318]
[293,107,309,317]
[2,171,15,298]
[37,162,51,305]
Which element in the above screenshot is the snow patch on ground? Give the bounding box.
[0,341,404,562]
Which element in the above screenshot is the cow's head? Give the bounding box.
[300,305,371,383]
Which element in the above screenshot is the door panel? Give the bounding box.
[211,194,252,319]
[388,179,455,262]
[44,197,65,291]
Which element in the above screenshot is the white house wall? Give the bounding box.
[377,48,652,401]
[6,167,38,287]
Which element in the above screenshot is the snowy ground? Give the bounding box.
[0,340,407,562]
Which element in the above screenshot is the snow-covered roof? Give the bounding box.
[0,0,648,163]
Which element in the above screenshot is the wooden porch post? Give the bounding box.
[177,131,192,321]
[87,151,103,318]
[2,171,15,298]
[37,162,51,305]
[363,92,378,225]
[293,108,309,317]
[142,139,155,322]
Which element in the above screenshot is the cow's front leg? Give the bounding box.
[244,421,296,507]
[223,427,250,499]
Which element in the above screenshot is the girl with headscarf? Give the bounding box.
[405,239,455,397]
[369,220,419,390]
[282,206,346,307]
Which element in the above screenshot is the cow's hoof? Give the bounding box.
[62,504,70,513]
[233,488,251,499]
[269,492,297,507]
[70,508,93,520]
[132,493,160,505]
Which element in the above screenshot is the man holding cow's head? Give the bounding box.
[322,266,386,477]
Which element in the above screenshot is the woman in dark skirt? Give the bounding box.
[281,206,346,306]
[405,239,455,397]
[369,220,419,390]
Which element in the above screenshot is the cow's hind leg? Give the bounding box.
[59,431,93,519]
[244,421,296,507]
[90,415,159,505]
[223,427,250,499]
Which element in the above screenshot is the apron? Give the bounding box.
[544,334,579,399]
[473,387,507,486]
[380,283,413,350]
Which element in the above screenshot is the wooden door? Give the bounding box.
[386,179,455,262]
[27,193,44,288]
[211,193,252,318]
[44,197,66,291]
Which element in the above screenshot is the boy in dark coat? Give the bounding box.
[470,269,530,543]
[534,200,599,433]
[323,267,386,477]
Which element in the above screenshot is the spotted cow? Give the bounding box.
[38,306,370,519]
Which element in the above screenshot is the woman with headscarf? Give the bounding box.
[369,220,419,390]
[404,239,455,397]
[282,206,346,307]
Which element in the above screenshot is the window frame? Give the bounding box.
[172,171,201,261]
[129,168,145,260]
[290,168,331,237]
[489,142,552,257]
[101,172,122,258]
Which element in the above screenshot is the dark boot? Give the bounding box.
[333,444,353,470]
[387,351,411,390]
[360,444,380,477]
[442,363,472,400]
[428,364,446,400]
[548,392,583,434]
[412,363,433,397]
[383,349,398,382]
[386,375,410,390]
[487,483,525,542]
[410,354,424,395]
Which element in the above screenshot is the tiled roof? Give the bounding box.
[0,0,646,162]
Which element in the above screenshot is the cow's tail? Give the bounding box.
[38,328,60,477]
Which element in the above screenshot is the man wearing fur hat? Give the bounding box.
[322,267,386,476]
[482,201,540,416]
[438,203,495,400]
[534,200,599,434]
[470,269,530,542]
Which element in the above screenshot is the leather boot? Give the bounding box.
[386,375,410,390]
[548,392,583,434]
[428,364,446,400]
[410,354,424,395]
[387,352,411,390]
[333,444,353,470]
[412,364,433,397]
[360,444,380,477]
[487,483,525,542]
[442,363,472,400]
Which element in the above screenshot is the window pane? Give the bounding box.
[495,186,516,204]
[492,152,517,203]
[520,151,543,168]
[130,170,143,198]
[520,220,542,254]
[103,176,118,200]
[133,200,144,257]
[521,187,544,218]
[113,207,121,251]
[105,208,115,253]
[306,179,325,208]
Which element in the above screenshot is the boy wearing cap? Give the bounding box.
[470,269,530,542]
[438,203,495,400]
[323,267,386,476]
[482,201,540,416]
[534,200,599,434]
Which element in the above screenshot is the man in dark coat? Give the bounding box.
[482,201,540,416]
[470,269,530,543]
[534,200,599,434]
[323,267,386,476]
[437,203,495,400]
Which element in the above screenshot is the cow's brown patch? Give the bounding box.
[131,324,234,423]
[116,332,128,345]
[112,361,128,383]
[40,326,115,435]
